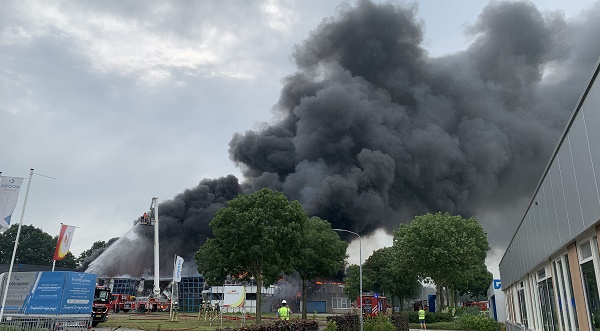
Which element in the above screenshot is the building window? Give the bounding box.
[518,287,528,327]
[332,298,351,309]
[580,241,593,260]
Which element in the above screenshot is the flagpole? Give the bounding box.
[170,254,175,318]
[0,169,34,322]
[52,223,63,272]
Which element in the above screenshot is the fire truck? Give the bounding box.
[110,294,170,313]
[111,294,138,313]
[463,300,489,311]
[92,285,111,327]
[357,294,389,317]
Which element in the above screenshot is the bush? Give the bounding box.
[454,306,482,317]
[390,314,409,331]
[327,314,360,331]
[408,321,462,330]
[458,314,502,331]
[217,319,319,331]
[327,314,409,331]
[404,311,453,323]
[324,320,338,331]
[364,315,395,331]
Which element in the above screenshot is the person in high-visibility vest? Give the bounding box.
[418,306,427,331]
[276,300,292,320]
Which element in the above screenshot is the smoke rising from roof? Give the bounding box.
[87,0,600,278]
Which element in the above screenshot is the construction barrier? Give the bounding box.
[0,314,91,331]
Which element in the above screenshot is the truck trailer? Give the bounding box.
[0,271,98,328]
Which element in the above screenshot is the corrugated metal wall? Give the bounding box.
[500,61,600,288]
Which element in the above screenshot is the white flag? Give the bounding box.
[0,176,24,232]
[173,255,184,282]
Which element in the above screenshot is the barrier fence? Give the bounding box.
[0,314,91,331]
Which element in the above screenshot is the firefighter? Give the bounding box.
[171,301,179,321]
[276,300,292,321]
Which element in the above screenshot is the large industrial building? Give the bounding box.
[500,59,600,331]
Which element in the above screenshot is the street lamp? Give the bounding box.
[332,228,362,331]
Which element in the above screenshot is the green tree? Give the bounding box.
[195,188,304,323]
[364,248,395,295]
[364,247,420,310]
[295,216,347,319]
[76,240,108,268]
[0,225,55,266]
[455,261,493,299]
[390,259,421,310]
[343,264,375,302]
[393,212,489,310]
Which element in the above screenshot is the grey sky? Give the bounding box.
[2,0,598,277]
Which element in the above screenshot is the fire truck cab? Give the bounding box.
[357,294,389,317]
[92,286,111,327]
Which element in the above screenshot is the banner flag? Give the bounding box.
[0,176,24,232]
[173,255,184,282]
[53,224,76,260]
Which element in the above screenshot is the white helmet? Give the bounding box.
[282,300,287,304]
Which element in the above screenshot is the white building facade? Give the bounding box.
[500,60,600,331]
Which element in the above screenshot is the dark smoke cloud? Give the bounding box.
[86,176,241,277]
[78,237,119,271]
[88,0,600,277]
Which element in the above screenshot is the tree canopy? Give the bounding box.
[366,247,420,309]
[343,247,420,310]
[295,216,347,318]
[0,224,76,268]
[76,240,108,269]
[455,261,494,298]
[195,188,305,323]
[343,264,365,301]
[393,212,490,309]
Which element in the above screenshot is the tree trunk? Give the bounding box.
[444,286,450,308]
[453,288,458,307]
[436,284,442,312]
[256,274,262,323]
[302,277,307,319]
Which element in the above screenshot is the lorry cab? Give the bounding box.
[92,286,111,327]
[357,294,389,317]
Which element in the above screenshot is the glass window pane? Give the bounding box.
[581,260,600,330]
[581,242,593,260]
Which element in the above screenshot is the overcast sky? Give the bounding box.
[2,0,598,277]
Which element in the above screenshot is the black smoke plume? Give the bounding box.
[87,0,600,277]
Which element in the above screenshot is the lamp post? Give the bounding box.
[332,228,362,331]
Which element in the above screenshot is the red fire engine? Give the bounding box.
[357,294,389,317]
[110,294,170,313]
[463,300,489,311]
[92,285,111,327]
[111,294,138,313]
